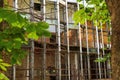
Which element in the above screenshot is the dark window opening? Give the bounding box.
[50,34,56,43]
[34,3,41,11]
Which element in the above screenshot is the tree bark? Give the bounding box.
[106,0,120,80]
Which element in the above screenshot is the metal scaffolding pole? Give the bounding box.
[57,0,61,80]
[63,3,68,80]
[54,1,58,74]
[84,56,87,79]
[27,54,29,80]
[29,0,34,80]
[95,21,102,79]
[108,23,111,49]
[92,21,96,48]
[12,0,18,80]
[65,1,70,80]
[12,65,16,80]
[77,2,84,80]
[42,37,46,80]
[43,0,46,21]
[85,11,91,80]
[42,0,46,80]
[29,40,34,80]
[83,0,91,79]
[110,24,112,49]
[106,22,112,78]
[100,22,107,78]
[109,24,112,78]
[14,0,18,10]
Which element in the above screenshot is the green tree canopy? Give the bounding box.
[0,7,51,80]
[74,0,110,26]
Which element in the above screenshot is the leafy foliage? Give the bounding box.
[0,73,9,80]
[0,59,11,71]
[74,0,110,26]
[0,59,11,80]
[0,7,51,79]
[0,7,51,77]
[95,53,111,62]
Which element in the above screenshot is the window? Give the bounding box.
[34,3,41,11]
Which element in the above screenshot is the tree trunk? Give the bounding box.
[106,0,120,80]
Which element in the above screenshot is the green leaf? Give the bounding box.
[0,8,27,28]
[0,65,7,71]
[0,18,2,23]
[16,60,22,65]
[0,7,50,67]
[27,32,39,40]
[25,23,36,33]
[94,53,111,62]
[37,22,49,29]
[0,59,3,62]
[1,63,11,67]
[10,58,16,65]
[7,48,12,52]
[10,49,27,65]
[0,73,9,80]
[74,0,110,26]
[94,57,106,62]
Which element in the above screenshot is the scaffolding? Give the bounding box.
[6,0,112,80]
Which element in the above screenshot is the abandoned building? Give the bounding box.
[6,0,111,80]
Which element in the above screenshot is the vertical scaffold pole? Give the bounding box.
[95,20,102,79]
[65,0,70,80]
[29,40,34,80]
[77,2,84,80]
[27,53,29,80]
[43,0,46,21]
[42,0,46,80]
[110,23,112,49]
[106,22,112,78]
[83,0,91,79]
[109,23,112,78]
[29,0,34,80]
[92,21,96,48]
[100,22,107,78]
[14,0,18,10]
[12,0,18,80]
[12,64,16,80]
[106,22,109,48]
[107,22,111,49]
[57,0,61,80]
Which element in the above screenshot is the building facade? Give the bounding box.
[6,0,111,80]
